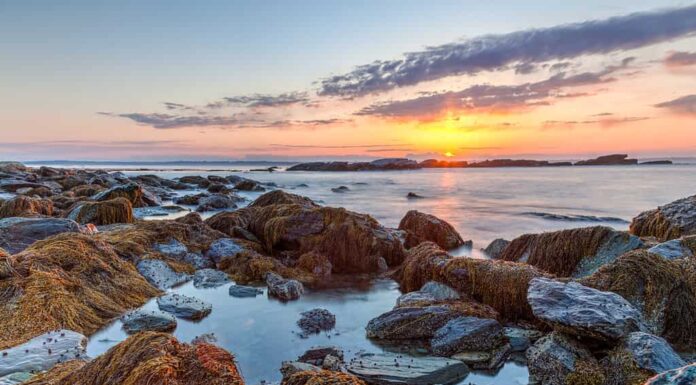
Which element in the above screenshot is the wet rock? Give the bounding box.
[483,238,510,259]
[132,205,188,219]
[395,291,436,307]
[0,330,87,377]
[504,327,543,352]
[234,180,264,191]
[648,239,693,259]
[526,332,601,385]
[157,293,212,320]
[420,281,460,301]
[631,194,696,241]
[280,361,321,379]
[196,194,238,212]
[298,346,344,366]
[298,309,336,336]
[406,192,424,199]
[178,175,210,187]
[66,198,133,225]
[136,259,192,290]
[0,217,82,254]
[366,305,461,340]
[153,238,188,258]
[121,309,177,333]
[322,354,343,371]
[266,272,304,301]
[451,343,511,370]
[207,183,231,194]
[249,190,317,208]
[331,186,350,193]
[624,332,685,374]
[174,193,208,206]
[182,252,215,270]
[398,210,466,250]
[347,351,469,385]
[229,284,264,297]
[528,277,645,341]
[193,268,231,288]
[644,363,696,385]
[0,196,53,218]
[191,333,217,345]
[205,238,243,264]
[93,182,159,208]
[431,316,504,356]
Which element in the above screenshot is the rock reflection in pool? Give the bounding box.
[87,277,529,384]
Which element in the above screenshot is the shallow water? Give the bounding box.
[87,278,529,385]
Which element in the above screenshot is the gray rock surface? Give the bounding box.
[182,252,215,270]
[395,291,436,307]
[504,327,543,352]
[644,363,696,385]
[298,346,344,366]
[347,351,469,385]
[528,277,645,340]
[205,238,243,264]
[571,231,644,278]
[366,305,461,340]
[624,332,685,374]
[0,217,82,254]
[266,272,304,301]
[431,316,504,356]
[157,293,212,320]
[420,281,460,301]
[280,361,321,379]
[121,308,177,333]
[297,309,336,336]
[483,238,510,259]
[193,268,230,288]
[648,239,693,260]
[229,284,264,298]
[632,194,696,241]
[153,239,188,259]
[0,330,87,377]
[526,332,596,385]
[136,259,192,290]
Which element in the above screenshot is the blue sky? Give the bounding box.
[1,1,695,160]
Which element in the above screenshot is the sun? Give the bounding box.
[444,151,455,158]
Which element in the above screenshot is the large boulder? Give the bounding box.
[207,192,405,274]
[136,259,192,290]
[526,332,604,385]
[157,293,212,320]
[644,363,696,385]
[0,330,87,378]
[92,183,159,208]
[430,316,505,356]
[623,332,685,374]
[580,250,696,349]
[346,352,469,385]
[120,309,177,333]
[631,194,696,241]
[196,194,239,212]
[0,234,159,349]
[398,210,466,250]
[266,272,304,301]
[66,198,133,225]
[0,196,53,218]
[21,332,243,385]
[500,226,643,277]
[249,190,317,208]
[366,305,463,340]
[483,238,510,259]
[528,277,645,341]
[0,217,82,254]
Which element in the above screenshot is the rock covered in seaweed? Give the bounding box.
[282,370,366,385]
[0,217,83,254]
[0,196,53,218]
[66,197,133,225]
[526,332,604,385]
[92,182,159,208]
[631,194,696,241]
[398,210,467,250]
[430,316,505,356]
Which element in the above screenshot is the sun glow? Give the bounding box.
[444,151,455,157]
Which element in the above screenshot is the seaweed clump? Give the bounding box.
[0,196,53,218]
[23,332,244,385]
[67,197,134,225]
[282,370,366,385]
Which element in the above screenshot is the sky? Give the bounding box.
[1,0,695,162]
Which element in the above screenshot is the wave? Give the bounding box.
[521,212,629,223]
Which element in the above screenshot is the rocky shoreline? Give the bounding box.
[287,154,673,172]
[0,160,695,385]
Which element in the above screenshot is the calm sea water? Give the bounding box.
[40,163,696,384]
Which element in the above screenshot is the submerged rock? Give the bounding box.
[297,309,336,336]
[266,272,304,301]
[0,217,82,254]
[398,210,466,250]
[528,277,645,341]
[157,293,212,320]
[431,316,504,356]
[193,268,231,288]
[631,194,696,241]
[347,351,469,385]
[136,259,192,290]
[229,284,264,298]
[331,186,350,193]
[196,194,239,212]
[0,330,87,378]
[121,309,177,333]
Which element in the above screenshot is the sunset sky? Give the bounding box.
[1,0,695,161]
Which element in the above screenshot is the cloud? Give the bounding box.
[319,5,696,96]
[355,61,629,119]
[98,112,244,129]
[543,116,650,129]
[655,94,696,115]
[664,51,696,67]
[208,91,310,108]
[269,143,408,149]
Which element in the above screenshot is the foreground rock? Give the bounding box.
[528,277,645,341]
[0,234,159,349]
[266,272,304,300]
[644,363,696,385]
[136,259,192,290]
[398,210,467,250]
[366,305,462,340]
[22,332,243,385]
[66,197,133,225]
[623,332,685,374]
[0,217,82,254]
[631,194,696,241]
[120,309,177,333]
[500,226,642,277]
[347,352,469,385]
[193,268,231,288]
[205,238,243,264]
[647,239,694,259]
[482,238,510,259]
[229,284,263,297]
[157,293,212,320]
[283,370,366,385]
[0,196,53,218]
[92,182,159,207]
[431,316,504,356]
[0,330,87,378]
[526,332,603,385]
[297,309,336,337]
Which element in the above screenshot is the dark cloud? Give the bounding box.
[269,143,408,149]
[355,61,629,119]
[319,5,696,96]
[514,62,537,75]
[664,51,696,67]
[655,94,696,115]
[209,91,310,108]
[98,112,244,129]
[543,116,650,128]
